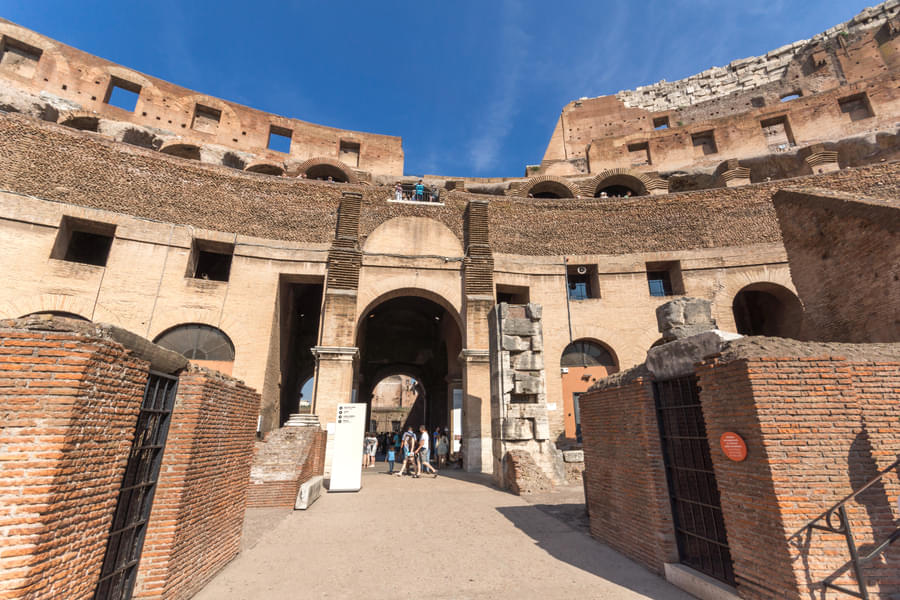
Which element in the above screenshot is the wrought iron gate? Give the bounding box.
[94,371,178,600]
[654,375,735,585]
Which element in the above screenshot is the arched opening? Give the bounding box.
[245,162,284,176]
[732,282,803,338]
[160,143,201,161]
[356,294,462,446]
[20,310,89,321]
[305,163,350,182]
[369,374,423,434]
[560,339,619,441]
[60,115,99,132]
[121,128,160,150]
[528,180,575,199]
[153,323,235,375]
[592,174,648,197]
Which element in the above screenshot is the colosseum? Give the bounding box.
[1,3,898,600]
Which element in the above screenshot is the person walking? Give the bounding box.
[437,430,449,469]
[394,182,403,202]
[432,427,441,463]
[415,425,438,478]
[364,432,378,468]
[386,446,396,474]
[396,427,417,477]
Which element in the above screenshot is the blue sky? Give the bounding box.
[0,1,876,177]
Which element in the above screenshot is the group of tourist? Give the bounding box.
[394,180,441,203]
[363,425,453,478]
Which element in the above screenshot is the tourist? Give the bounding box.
[430,185,440,203]
[415,425,438,478]
[394,182,403,202]
[415,179,425,202]
[432,426,441,462]
[364,432,378,468]
[437,430,449,469]
[386,445,396,474]
[396,427,417,477]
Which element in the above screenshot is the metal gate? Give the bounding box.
[94,371,178,600]
[654,375,735,585]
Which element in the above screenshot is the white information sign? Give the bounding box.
[328,403,366,492]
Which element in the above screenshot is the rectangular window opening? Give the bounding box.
[760,116,795,150]
[646,260,684,297]
[104,77,141,112]
[192,104,221,133]
[839,93,874,122]
[268,125,292,153]
[51,216,116,267]
[627,142,651,166]
[0,36,42,78]
[691,131,718,156]
[780,91,802,102]
[496,284,530,305]
[567,265,599,300]
[339,140,361,168]
[653,116,669,130]
[187,239,234,282]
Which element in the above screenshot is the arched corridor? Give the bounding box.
[732,283,803,338]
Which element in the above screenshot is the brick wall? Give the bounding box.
[0,323,148,600]
[133,366,260,600]
[579,372,678,574]
[246,427,326,508]
[773,188,900,342]
[698,339,900,599]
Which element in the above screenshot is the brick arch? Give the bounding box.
[356,287,464,344]
[513,176,579,198]
[581,169,658,197]
[175,94,241,128]
[159,141,201,161]
[295,157,358,183]
[245,160,285,176]
[57,110,100,131]
[560,338,620,370]
[0,294,96,322]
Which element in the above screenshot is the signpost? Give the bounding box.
[329,403,366,492]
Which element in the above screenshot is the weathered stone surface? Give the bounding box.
[512,351,544,371]
[563,450,584,463]
[503,318,539,337]
[525,303,542,320]
[645,330,742,380]
[656,297,717,342]
[501,334,530,351]
[502,418,534,440]
[514,373,543,395]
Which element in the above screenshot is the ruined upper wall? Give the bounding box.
[4,111,900,257]
[539,1,900,178]
[0,19,404,178]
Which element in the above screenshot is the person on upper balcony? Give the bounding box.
[415,179,425,202]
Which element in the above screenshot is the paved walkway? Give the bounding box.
[195,464,693,600]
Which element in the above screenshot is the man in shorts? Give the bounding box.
[415,425,438,478]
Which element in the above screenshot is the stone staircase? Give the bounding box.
[284,413,321,427]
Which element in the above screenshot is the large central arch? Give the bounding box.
[355,292,463,436]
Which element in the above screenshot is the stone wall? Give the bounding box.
[0,321,149,600]
[490,303,564,490]
[773,187,900,342]
[133,367,260,600]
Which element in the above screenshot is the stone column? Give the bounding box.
[312,345,358,476]
[459,348,492,472]
[804,143,840,174]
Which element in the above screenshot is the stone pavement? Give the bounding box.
[194,464,694,600]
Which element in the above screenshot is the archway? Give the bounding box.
[582,169,652,197]
[356,294,462,442]
[296,157,357,183]
[20,310,89,321]
[732,282,803,338]
[368,373,423,434]
[560,339,619,441]
[518,176,578,199]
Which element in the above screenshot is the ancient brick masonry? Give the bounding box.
[579,371,678,574]
[0,323,148,600]
[246,426,326,509]
[133,367,260,600]
[697,339,900,600]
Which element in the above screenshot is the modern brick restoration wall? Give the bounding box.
[0,322,148,600]
[579,370,678,574]
[698,338,900,600]
[133,367,260,600]
[246,427,326,508]
[773,188,900,343]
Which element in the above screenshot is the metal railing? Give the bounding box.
[800,457,900,599]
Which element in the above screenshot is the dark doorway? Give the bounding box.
[356,295,461,434]
[596,184,636,197]
[654,376,734,585]
[732,283,802,338]
[279,279,323,425]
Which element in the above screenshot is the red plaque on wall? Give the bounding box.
[720,432,747,462]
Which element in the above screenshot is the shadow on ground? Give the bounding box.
[497,504,682,599]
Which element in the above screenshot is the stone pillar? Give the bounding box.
[717,158,751,188]
[460,348,492,472]
[312,346,358,477]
